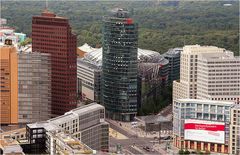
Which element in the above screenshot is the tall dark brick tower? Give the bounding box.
[32,10,77,116]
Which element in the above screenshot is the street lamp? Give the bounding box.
[158,122,161,144]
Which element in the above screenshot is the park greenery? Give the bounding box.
[1,1,239,55]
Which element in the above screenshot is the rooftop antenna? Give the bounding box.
[183,35,186,46]
[45,0,48,11]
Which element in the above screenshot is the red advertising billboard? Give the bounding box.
[184,119,225,144]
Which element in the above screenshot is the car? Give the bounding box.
[146,146,150,151]
[143,146,150,152]
[163,136,171,140]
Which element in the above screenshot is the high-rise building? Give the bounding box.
[102,9,138,121]
[197,52,240,102]
[173,45,240,103]
[0,40,18,124]
[163,48,182,85]
[32,10,77,116]
[173,45,228,100]
[18,51,51,123]
[229,104,240,155]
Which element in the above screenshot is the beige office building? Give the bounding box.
[197,52,240,102]
[229,105,240,154]
[173,45,240,103]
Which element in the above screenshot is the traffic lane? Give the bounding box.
[107,120,134,138]
[127,146,144,155]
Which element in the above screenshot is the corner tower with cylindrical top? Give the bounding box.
[102,8,138,121]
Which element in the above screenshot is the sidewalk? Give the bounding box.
[118,121,172,138]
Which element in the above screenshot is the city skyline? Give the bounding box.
[0,1,239,155]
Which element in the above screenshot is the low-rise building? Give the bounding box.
[26,103,109,153]
[77,43,97,58]
[46,131,94,155]
[0,128,26,155]
[173,99,234,154]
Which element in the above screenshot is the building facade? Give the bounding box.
[0,43,18,124]
[26,103,109,152]
[77,58,101,103]
[173,99,234,154]
[46,131,93,155]
[102,9,138,121]
[229,105,240,154]
[173,45,226,101]
[197,52,240,103]
[138,49,169,107]
[77,45,170,110]
[163,48,182,85]
[32,10,77,116]
[18,51,51,123]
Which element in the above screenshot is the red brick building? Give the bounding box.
[32,10,77,116]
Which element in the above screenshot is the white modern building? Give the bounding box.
[173,99,234,154]
[27,103,109,152]
[77,58,101,103]
[46,131,94,155]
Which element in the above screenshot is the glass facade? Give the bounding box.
[102,9,138,121]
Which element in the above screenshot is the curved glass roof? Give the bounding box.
[83,47,167,66]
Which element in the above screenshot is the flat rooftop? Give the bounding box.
[175,99,235,106]
[56,132,93,154]
[136,115,171,124]
[49,103,104,124]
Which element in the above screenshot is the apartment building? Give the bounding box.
[229,105,240,154]
[0,40,18,124]
[26,103,109,152]
[173,99,234,154]
[197,52,240,103]
[18,51,51,123]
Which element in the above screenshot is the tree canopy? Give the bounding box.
[2,1,239,54]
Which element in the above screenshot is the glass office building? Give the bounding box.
[102,9,138,121]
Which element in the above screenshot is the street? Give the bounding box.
[107,119,171,154]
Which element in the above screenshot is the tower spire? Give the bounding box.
[45,0,48,11]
